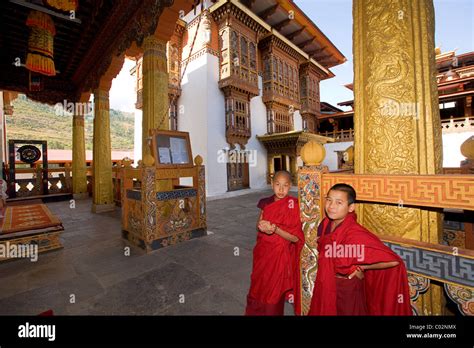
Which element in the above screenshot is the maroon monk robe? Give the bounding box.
[245,195,305,315]
[308,212,412,316]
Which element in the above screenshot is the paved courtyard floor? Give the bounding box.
[0,189,295,315]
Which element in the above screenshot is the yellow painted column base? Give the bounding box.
[418,283,445,315]
[92,203,116,214]
[73,192,89,200]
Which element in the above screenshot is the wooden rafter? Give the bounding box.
[297,38,313,49]
[273,18,291,31]
[312,52,330,60]
[285,26,305,40]
[240,0,255,9]
[258,4,279,20]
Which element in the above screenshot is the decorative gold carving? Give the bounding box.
[444,283,474,316]
[120,153,207,252]
[142,35,169,161]
[408,274,430,315]
[142,167,156,247]
[353,0,442,251]
[72,94,89,195]
[298,165,328,314]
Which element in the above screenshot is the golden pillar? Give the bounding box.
[353,0,444,314]
[72,93,89,199]
[142,35,169,160]
[141,35,173,192]
[92,88,114,213]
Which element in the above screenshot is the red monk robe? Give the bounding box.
[309,212,412,316]
[245,195,305,315]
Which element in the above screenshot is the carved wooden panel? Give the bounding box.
[322,174,474,211]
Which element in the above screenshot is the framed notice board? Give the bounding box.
[150,130,193,169]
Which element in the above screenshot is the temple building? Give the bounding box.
[131,0,345,195]
[319,49,474,171]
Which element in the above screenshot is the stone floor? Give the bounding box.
[0,188,295,315]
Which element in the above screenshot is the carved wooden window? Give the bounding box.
[240,36,248,67]
[300,75,307,98]
[272,57,278,93]
[231,30,239,75]
[267,109,273,133]
[274,110,292,133]
[272,57,277,80]
[263,55,272,93]
[264,56,271,81]
[278,59,282,83]
[235,100,249,130]
[226,97,234,128]
[278,60,284,95]
[249,43,256,70]
[226,95,250,135]
[294,67,299,99]
[240,36,249,80]
[219,28,230,79]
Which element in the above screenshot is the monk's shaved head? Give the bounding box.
[273,170,292,183]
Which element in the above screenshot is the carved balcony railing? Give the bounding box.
[319,128,354,142]
[225,125,251,139]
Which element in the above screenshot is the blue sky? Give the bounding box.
[294,0,474,109]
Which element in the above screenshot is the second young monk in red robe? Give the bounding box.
[308,183,412,316]
[245,170,304,316]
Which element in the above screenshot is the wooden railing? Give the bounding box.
[6,162,125,203]
[319,117,474,142]
[319,128,354,142]
[441,116,474,133]
[9,165,74,198]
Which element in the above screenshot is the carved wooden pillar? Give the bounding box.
[92,88,114,213]
[72,93,89,199]
[142,35,169,160]
[353,0,443,314]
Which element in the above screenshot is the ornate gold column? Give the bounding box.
[141,34,173,192]
[353,0,444,314]
[92,88,114,213]
[142,35,169,160]
[72,93,89,199]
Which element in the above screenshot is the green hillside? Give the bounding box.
[7,95,135,150]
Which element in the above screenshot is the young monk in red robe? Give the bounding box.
[245,170,305,316]
[308,183,412,316]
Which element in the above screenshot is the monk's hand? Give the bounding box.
[348,267,364,280]
[258,220,274,234]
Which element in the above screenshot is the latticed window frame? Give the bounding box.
[230,29,258,86]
